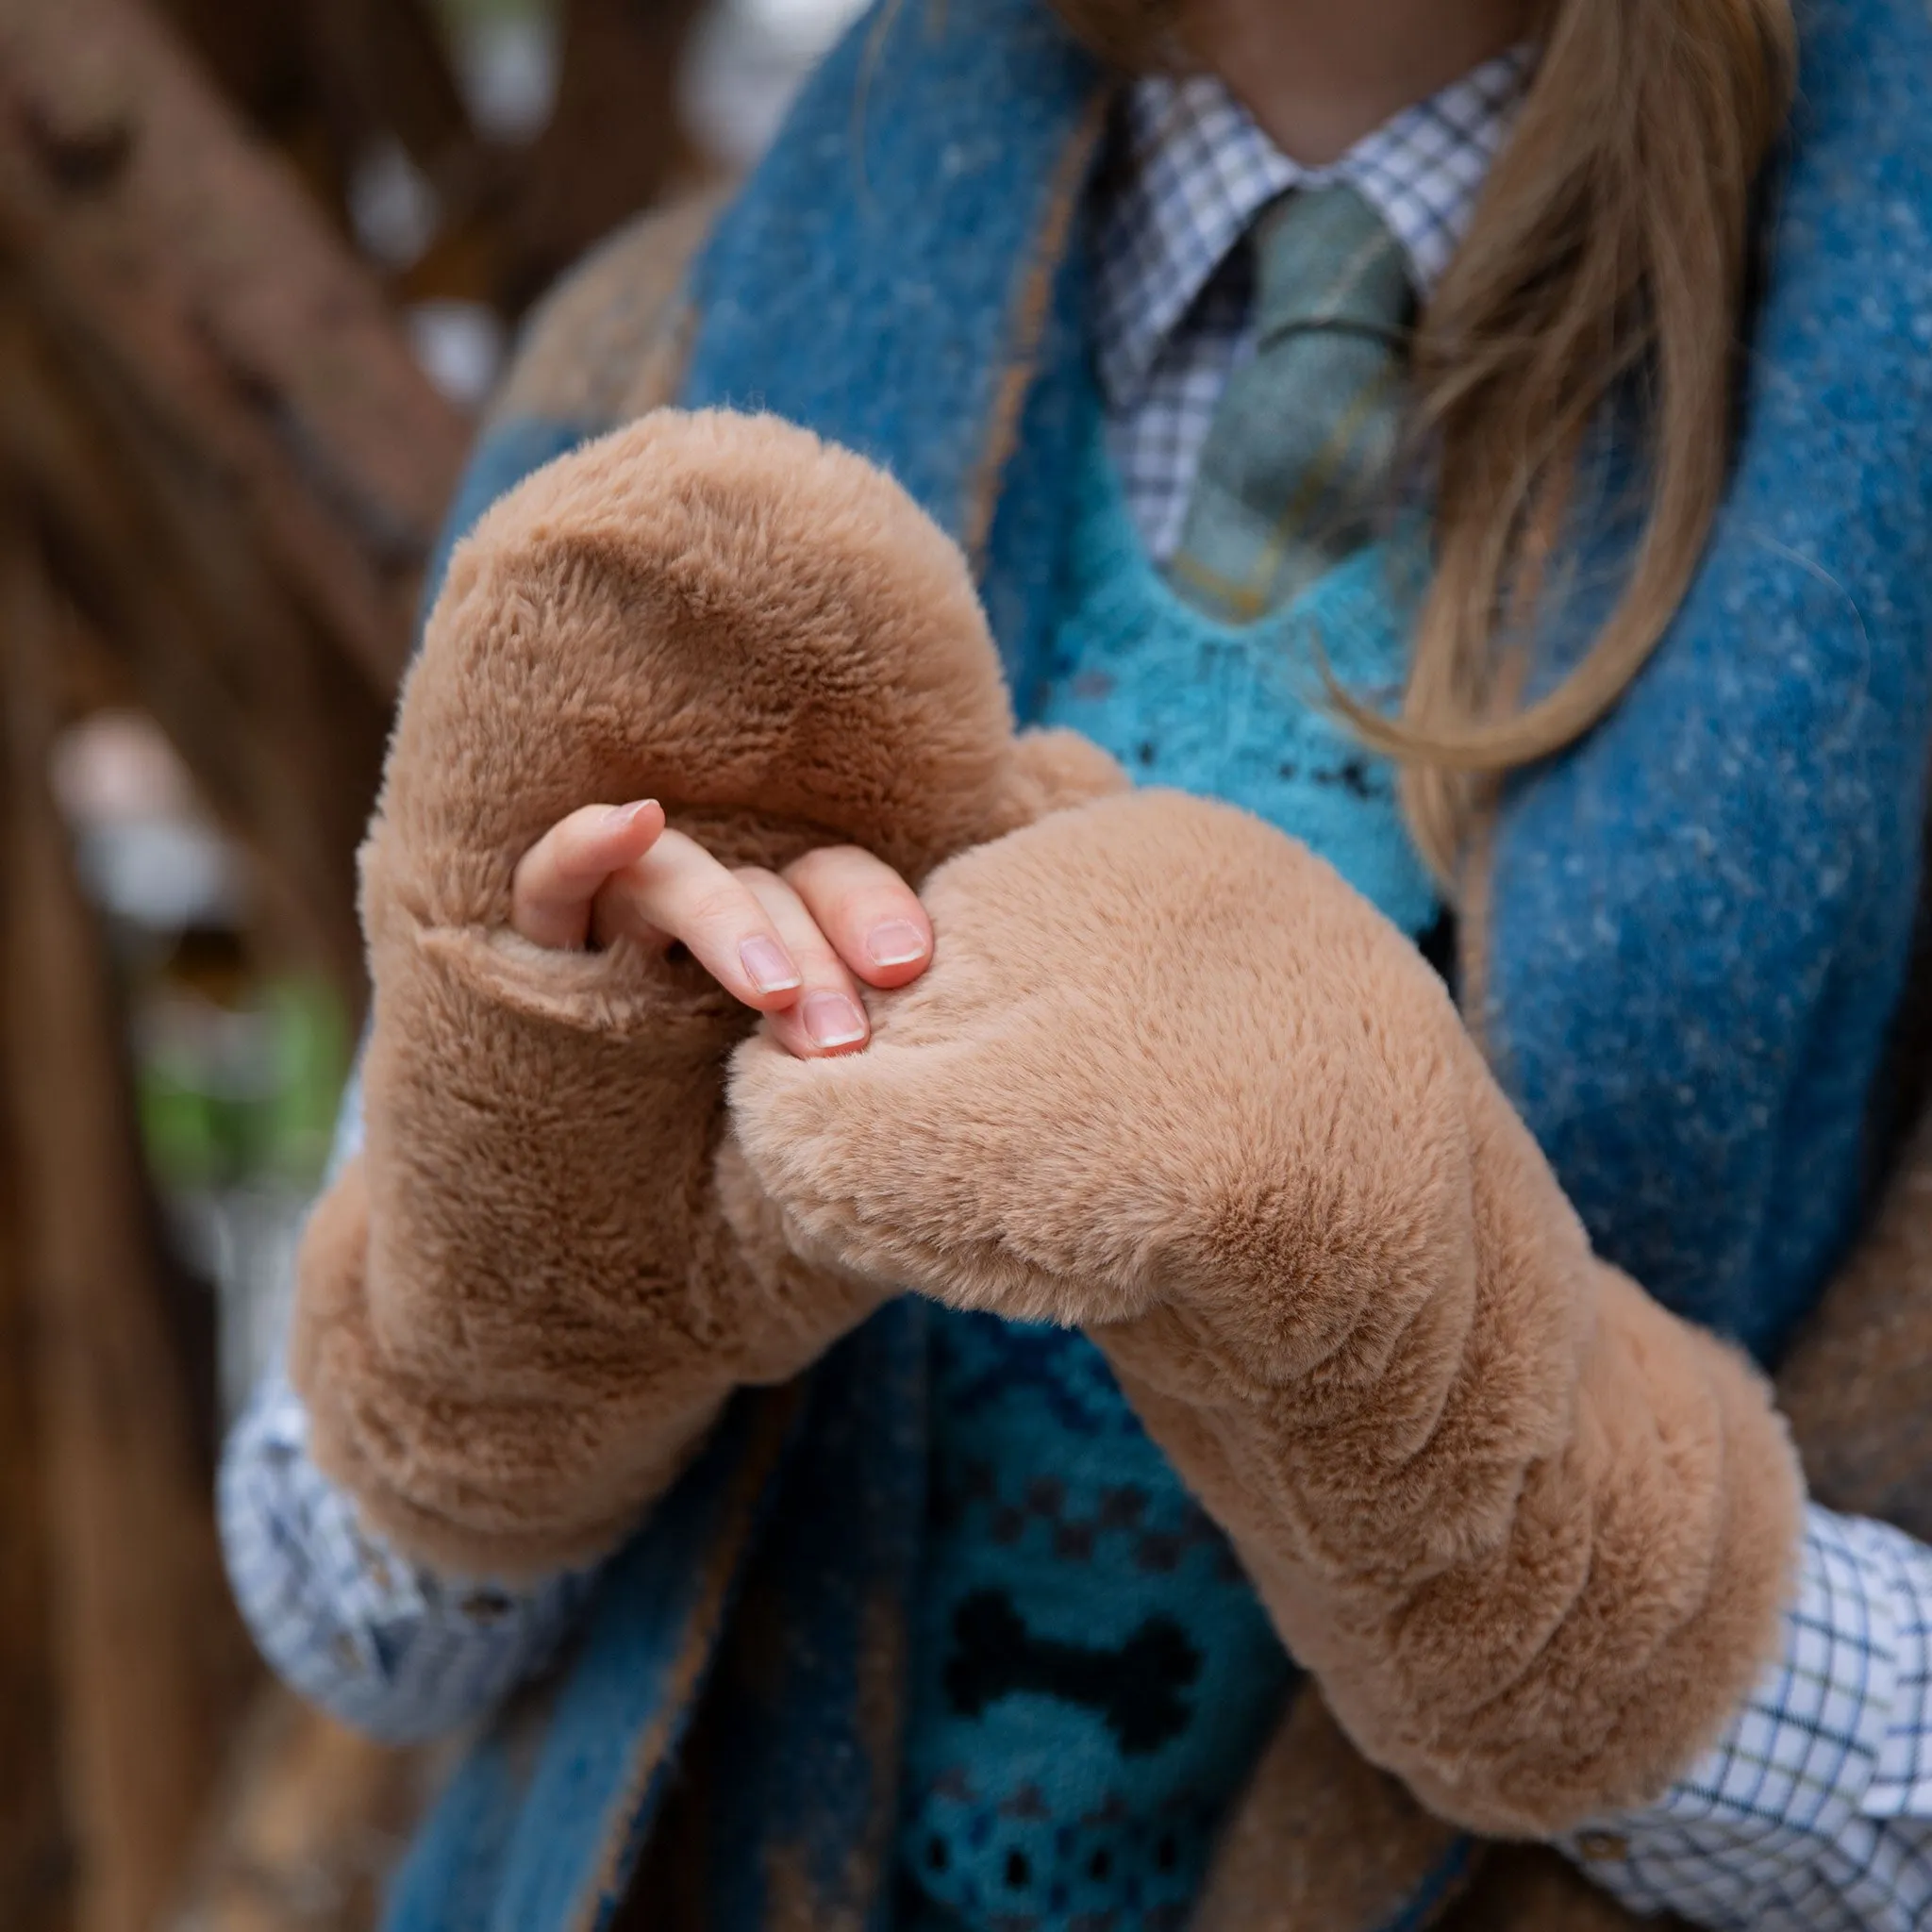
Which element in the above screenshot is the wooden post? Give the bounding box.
[403,0,710,317]
[0,0,469,698]
[0,0,476,999]
[0,1008,71,1932]
[165,1692,438,1932]
[0,525,257,1932]
[505,0,708,309]
[0,281,391,998]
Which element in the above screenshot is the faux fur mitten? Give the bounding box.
[728,789,1805,1837]
[290,410,1121,1579]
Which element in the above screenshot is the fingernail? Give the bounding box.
[801,991,868,1049]
[605,800,656,830]
[866,919,928,967]
[740,936,802,994]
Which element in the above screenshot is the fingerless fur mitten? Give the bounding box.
[729,790,1806,1835]
[290,411,1120,1578]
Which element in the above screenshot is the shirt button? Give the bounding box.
[1573,1830,1631,1864]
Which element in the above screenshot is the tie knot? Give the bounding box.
[1167,180,1417,622]
[1250,183,1415,352]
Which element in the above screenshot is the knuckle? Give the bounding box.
[782,843,863,891]
[512,865,564,913]
[765,908,839,970]
[684,883,754,931]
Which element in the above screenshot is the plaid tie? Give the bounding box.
[1168,183,1416,624]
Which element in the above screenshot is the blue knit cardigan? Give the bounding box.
[384,1,1932,1924]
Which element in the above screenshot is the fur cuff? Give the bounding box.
[730,788,1805,1832]
[290,408,1123,1576]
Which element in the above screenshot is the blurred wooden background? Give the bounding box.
[10,7,1932,1932]
[0,1,721,1924]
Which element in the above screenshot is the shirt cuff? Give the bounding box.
[219,1361,599,1743]
[1556,1505,1932,1930]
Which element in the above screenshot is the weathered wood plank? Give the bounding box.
[0,0,469,695]
[166,1691,436,1932]
[0,531,258,1932]
[0,992,73,1932]
[158,0,482,227]
[506,0,708,309]
[402,0,709,316]
[0,291,387,995]
[295,0,475,186]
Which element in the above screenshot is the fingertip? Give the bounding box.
[782,847,933,989]
[800,990,870,1052]
[604,798,665,850]
[545,801,665,889]
[738,981,806,1017]
[855,915,932,988]
[765,991,872,1060]
[739,934,805,1000]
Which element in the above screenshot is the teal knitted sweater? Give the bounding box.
[896,392,1440,1931]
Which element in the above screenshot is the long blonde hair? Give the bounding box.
[1054,0,1797,881]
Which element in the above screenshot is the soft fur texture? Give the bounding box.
[288,408,1122,1577]
[728,791,1806,1837]
[295,401,1803,1846]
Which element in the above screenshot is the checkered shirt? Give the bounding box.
[1560,1508,1932,1930]
[217,60,1932,1927]
[1092,51,1532,561]
[217,1075,598,1743]
[219,1363,596,1743]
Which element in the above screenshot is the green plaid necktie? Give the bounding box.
[1169,182,1417,625]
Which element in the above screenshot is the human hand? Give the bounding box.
[727,786,1404,1334]
[508,800,933,1058]
[294,405,1124,1578]
[728,789,1802,1839]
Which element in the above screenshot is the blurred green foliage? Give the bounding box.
[138,974,350,1194]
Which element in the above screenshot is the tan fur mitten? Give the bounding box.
[728,789,1805,1837]
[290,410,1123,1579]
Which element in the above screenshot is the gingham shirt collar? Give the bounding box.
[1092,48,1535,412]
